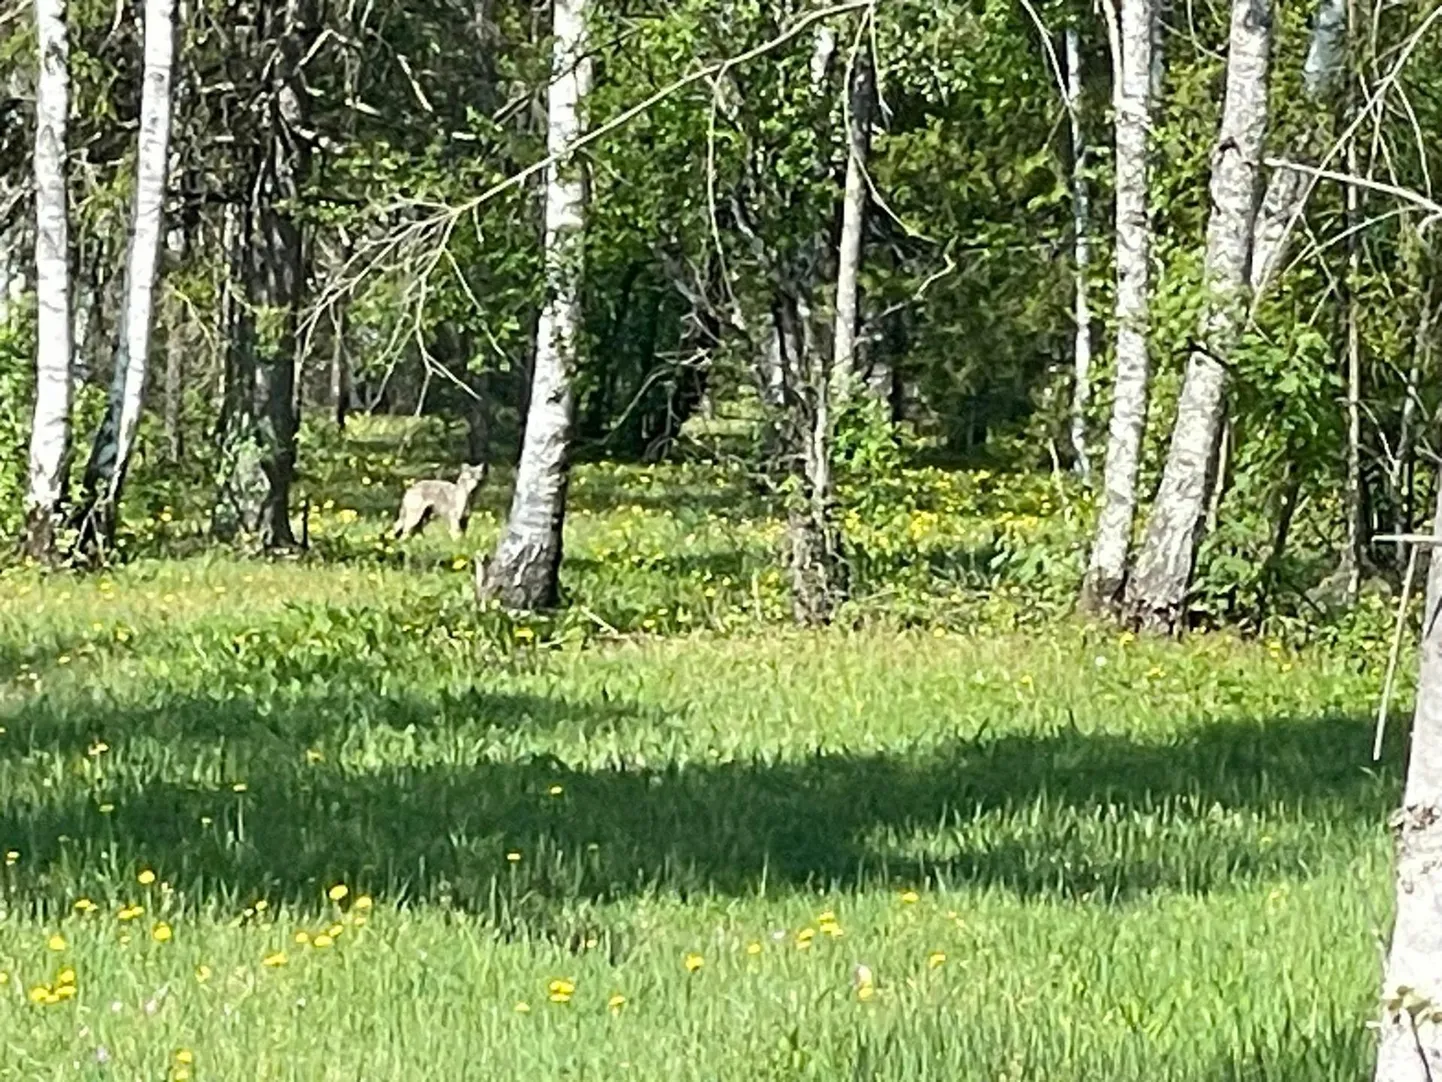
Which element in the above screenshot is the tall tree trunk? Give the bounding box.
[74,0,176,553]
[782,292,847,625]
[782,21,854,626]
[1374,485,1442,1082]
[1247,0,1345,297]
[1125,0,1273,633]
[830,37,873,400]
[212,0,311,549]
[24,0,72,562]
[1065,26,1093,483]
[1079,0,1154,611]
[478,0,590,610]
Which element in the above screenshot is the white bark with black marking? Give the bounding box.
[1080,0,1153,609]
[1248,0,1345,297]
[831,43,873,394]
[1375,487,1442,1082]
[480,0,590,610]
[78,0,176,548]
[24,0,72,560]
[1066,26,1093,483]
[1126,0,1273,631]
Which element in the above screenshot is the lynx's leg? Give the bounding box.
[394,493,426,540]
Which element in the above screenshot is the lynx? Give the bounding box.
[392,463,488,540]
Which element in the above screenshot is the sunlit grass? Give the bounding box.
[0,417,1402,1079]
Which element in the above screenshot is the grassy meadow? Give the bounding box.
[0,418,1405,1080]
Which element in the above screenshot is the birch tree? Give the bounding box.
[830,34,874,397]
[1065,26,1092,483]
[1125,0,1273,632]
[1079,0,1153,611]
[1247,0,1345,298]
[1375,490,1442,1082]
[23,0,72,561]
[75,0,177,552]
[478,0,591,609]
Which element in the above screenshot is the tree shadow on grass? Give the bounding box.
[0,661,1399,929]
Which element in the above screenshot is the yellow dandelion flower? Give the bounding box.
[328,884,349,902]
[262,951,288,967]
[5,851,19,865]
[506,851,522,863]
[294,931,311,945]
[745,941,762,956]
[548,784,564,796]
[353,895,374,911]
[195,965,212,983]
[88,741,110,756]
[47,934,66,951]
[138,869,156,886]
[73,898,97,913]
[313,934,335,949]
[683,952,704,974]
[175,1050,194,1066]
[795,928,816,949]
[514,1001,531,1013]
[928,951,947,969]
[98,804,115,814]
[152,922,173,943]
[608,993,626,1012]
[254,899,269,912]
[56,967,76,986]
[172,1069,191,1082]
[118,904,144,921]
[856,983,875,1001]
[0,971,8,985]
[899,890,920,905]
[28,985,50,1003]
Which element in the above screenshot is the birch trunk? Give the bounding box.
[1079,0,1153,611]
[1125,0,1273,632]
[1374,485,1442,1082]
[783,22,852,626]
[24,0,72,561]
[1247,0,1345,297]
[478,0,590,610]
[830,42,873,399]
[75,0,176,552]
[1065,26,1093,483]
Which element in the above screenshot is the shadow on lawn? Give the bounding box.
[0,654,1399,927]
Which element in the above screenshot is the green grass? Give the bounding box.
[0,419,1405,1079]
